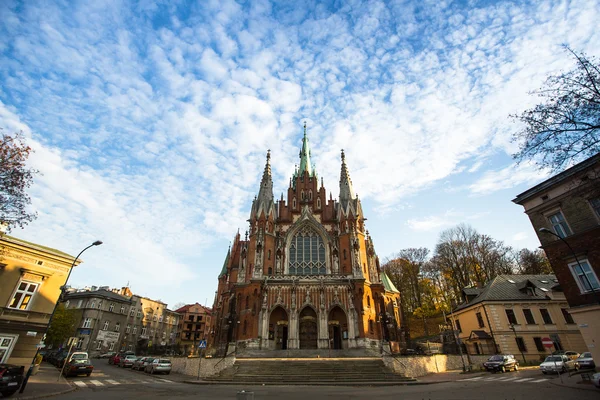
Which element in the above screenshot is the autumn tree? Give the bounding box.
[45,304,81,347]
[516,248,553,275]
[512,47,600,172]
[0,131,38,232]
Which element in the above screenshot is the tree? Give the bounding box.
[45,304,80,347]
[512,47,600,172]
[516,248,553,275]
[0,131,38,232]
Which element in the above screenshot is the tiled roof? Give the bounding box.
[175,302,211,314]
[381,272,400,293]
[453,274,559,312]
[64,288,131,303]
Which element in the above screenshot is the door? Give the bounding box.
[332,325,342,350]
[299,318,318,349]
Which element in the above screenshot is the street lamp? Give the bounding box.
[538,228,600,304]
[509,323,527,365]
[19,240,103,394]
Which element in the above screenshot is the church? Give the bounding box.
[209,125,401,355]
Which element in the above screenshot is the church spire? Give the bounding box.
[339,149,356,206]
[298,121,312,176]
[257,150,273,205]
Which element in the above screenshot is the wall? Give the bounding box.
[169,356,235,378]
[383,354,490,377]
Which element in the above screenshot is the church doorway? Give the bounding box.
[299,307,318,349]
[328,306,348,350]
[269,306,289,350]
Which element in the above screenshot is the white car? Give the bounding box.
[539,355,579,374]
[592,372,600,389]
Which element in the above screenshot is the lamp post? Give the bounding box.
[510,323,527,365]
[538,228,600,304]
[19,240,102,394]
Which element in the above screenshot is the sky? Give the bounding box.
[1,0,599,309]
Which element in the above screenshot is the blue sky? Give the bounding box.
[1,0,599,308]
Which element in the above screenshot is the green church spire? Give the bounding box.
[298,121,312,176]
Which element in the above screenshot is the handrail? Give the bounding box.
[380,348,407,369]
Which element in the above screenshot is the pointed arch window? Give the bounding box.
[293,197,297,209]
[288,226,326,275]
[317,198,321,208]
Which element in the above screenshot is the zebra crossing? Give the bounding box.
[461,375,550,384]
[71,377,176,388]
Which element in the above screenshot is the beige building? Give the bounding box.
[0,235,79,367]
[175,303,212,355]
[451,275,587,363]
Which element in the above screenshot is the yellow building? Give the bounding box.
[0,235,79,367]
[451,275,587,363]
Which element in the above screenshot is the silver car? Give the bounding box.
[576,352,596,370]
[132,356,153,371]
[145,358,171,375]
[539,355,579,374]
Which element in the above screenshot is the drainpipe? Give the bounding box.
[481,304,499,353]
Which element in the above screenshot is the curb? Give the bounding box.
[549,378,599,392]
[13,385,77,400]
[182,380,433,387]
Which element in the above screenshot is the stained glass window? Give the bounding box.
[288,226,326,275]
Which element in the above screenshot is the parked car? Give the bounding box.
[44,350,62,363]
[552,350,580,361]
[145,358,171,375]
[576,352,595,370]
[539,355,579,374]
[62,359,94,377]
[109,351,134,365]
[132,357,153,371]
[483,354,519,373]
[57,351,89,369]
[53,352,70,368]
[119,355,138,368]
[0,363,24,398]
[98,351,116,359]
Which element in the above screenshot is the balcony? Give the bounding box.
[0,306,51,325]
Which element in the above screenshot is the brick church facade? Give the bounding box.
[209,126,401,355]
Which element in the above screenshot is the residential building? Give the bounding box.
[513,154,600,362]
[0,235,79,367]
[451,275,587,362]
[210,127,401,355]
[62,287,180,356]
[175,303,212,355]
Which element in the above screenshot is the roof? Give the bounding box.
[64,288,131,303]
[453,274,559,312]
[381,272,400,293]
[468,330,492,340]
[175,302,211,314]
[218,247,230,278]
[1,234,77,260]
[512,153,600,204]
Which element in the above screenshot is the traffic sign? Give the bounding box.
[198,340,207,349]
[541,337,554,348]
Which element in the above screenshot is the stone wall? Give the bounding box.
[170,356,236,378]
[383,354,490,377]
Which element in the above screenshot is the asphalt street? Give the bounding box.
[56,362,597,400]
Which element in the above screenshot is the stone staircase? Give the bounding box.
[204,358,415,385]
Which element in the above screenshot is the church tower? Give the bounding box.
[210,124,401,355]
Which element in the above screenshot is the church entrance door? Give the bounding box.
[299,307,318,349]
[269,306,289,350]
[328,306,348,350]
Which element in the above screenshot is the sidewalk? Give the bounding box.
[13,363,75,400]
[549,370,599,392]
[415,365,540,384]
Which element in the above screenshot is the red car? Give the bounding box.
[108,351,134,365]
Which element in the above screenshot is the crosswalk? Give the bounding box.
[461,376,550,384]
[71,377,175,388]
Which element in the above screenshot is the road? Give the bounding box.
[56,361,597,400]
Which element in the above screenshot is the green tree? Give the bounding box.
[45,304,80,347]
[516,248,553,275]
[512,47,600,172]
[0,131,38,232]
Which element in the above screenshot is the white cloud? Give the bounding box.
[469,162,551,195]
[512,232,528,241]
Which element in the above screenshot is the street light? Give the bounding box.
[538,227,600,304]
[509,323,527,365]
[19,240,103,394]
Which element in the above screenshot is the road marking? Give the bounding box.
[500,377,519,381]
[89,380,105,386]
[514,378,534,382]
[483,377,498,381]
[495,377,513,381]
[462,377,484,381]
[531,379,550,383]
[73,381,87,388]
[106,379,120,385]
[158,379,174,383]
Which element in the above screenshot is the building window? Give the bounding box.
[561,309,575,324]
[547,211,572,238]
[533,337,545,352]
[8,281,39,310]
[540,309,553,324]
[317,198,321,208]
[243,320,247,335]
[125,324,131,333]
[65,300,70,308]
[103,321,109,331]
[83,318,92,328]
[369,320,374,334]
[293,197,296,208]
[288,226,326,275]
[90,301,95,308]
[476,312,485,328]
[137,310,142,318]
[129,308,135,316]
[550,334,563,351]
[98,301,102,309]
[96,340,103,350]
[141,327,147,336]
[589,197,600,219]
[114,323,120,332]
[0,335,17,363]
[454,319,462,333]
[153,315,157,322]
[109,342,115,351]
[515,337,527,352]
[120,306,125,314]
[159,315,163,322]
[109,303,114,312]
[76,338,84,350]
[505,309,518,325]
[132,326,137,335]
[523,309,536,325]
[569,260,600,293]
[367,296,371,307]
